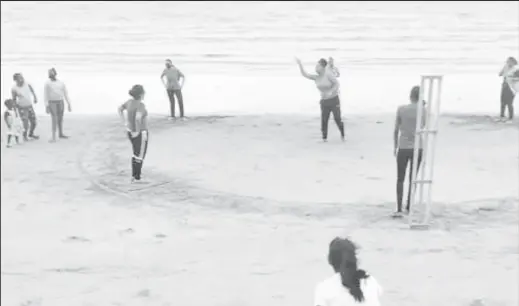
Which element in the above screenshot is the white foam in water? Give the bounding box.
[1,1,518,116]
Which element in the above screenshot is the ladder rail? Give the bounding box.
[423,77,443,225]
[409,75,442,228]
[409,77,426,224]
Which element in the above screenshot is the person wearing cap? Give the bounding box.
[44,68,72,142]
[118,84,149,183]
[160,59,186,120]
[11,73,39,141]
[314,237,383,306]
[392,85,427,218]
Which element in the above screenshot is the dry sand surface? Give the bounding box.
[1,113,518,306]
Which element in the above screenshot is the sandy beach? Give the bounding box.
[1,113,517,306]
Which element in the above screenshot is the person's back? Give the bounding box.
[122,99,148,134]
[315,273,382,306]
[162,66,182,90]
[397,103,420,149]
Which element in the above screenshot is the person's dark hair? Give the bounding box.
[318,58,328,67]
[4,99,14,107]
[507,57,518,65]
[129,84,145,100]
[328,237,368,302]
[12,73,21,81]
[410,85,420,102]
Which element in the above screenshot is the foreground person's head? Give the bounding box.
[165,59,173,69]
[506,57,518,67]
[410,85,420,103]
[13,73,24,86]
[316,58,328,75]
[328,237,368,302]
[129,84,145,100]
[48,68,57,80]
[4,99,15,110]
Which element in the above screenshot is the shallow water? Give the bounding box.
[1,1,518,115]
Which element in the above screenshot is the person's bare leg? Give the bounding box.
[58,101,68,138]
[49,103,58,142]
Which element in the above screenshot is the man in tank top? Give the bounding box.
[11,73,39,140]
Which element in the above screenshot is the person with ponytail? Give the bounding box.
[314,237,383,306]
[118,85,149,183]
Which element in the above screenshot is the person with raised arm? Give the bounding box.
[296,57,345,142]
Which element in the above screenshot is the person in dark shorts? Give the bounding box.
[393,85,427,217]
[499,57,518,121]
[44,68,72,142]
[296,57,345,142]
[118,85,149,183]
[161,59,186,120]
[11,73,39,141]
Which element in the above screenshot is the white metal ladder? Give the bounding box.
[408,75,443,230]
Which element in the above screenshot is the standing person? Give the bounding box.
[11,73,39,141]
[296,57,345,142]
[393,85,426,218]
[118,85,149,183]
[314,237,383,306]
[498,57,517,121]
[160,59,186,120]
[3,99,23,148]
[44,68,72,142]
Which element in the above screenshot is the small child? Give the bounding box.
[4,99,23,148]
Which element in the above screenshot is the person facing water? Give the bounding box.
[3,99,23,148]
[11,73,39,141]
[44,68,72,142]
[393,85,427,218]
[296,57,345,142]
[498,57,518,121]
[314,237,383,306]
[160,59,186,120]
[118,85,149,183]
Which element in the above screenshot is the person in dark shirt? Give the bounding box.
[118,85,149,183]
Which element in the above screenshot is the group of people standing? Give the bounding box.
[4,68,72,147]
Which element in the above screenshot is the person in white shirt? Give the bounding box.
[11,73,39,141]
[44,68,72,142]
[498,57,517,121]
[314,237,383,306]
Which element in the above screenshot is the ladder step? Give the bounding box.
[412,180,433,184]
[416,130,438,135]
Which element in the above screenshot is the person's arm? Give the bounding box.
[43,82,50,109]
[28,84,38,104]
[11,88,17,102]
[178,69,185,88]
[332,66,340,77]
[4,111,12,129]
[393,108,401,155]
[295,58,317,80]
[327,73,340,96]
[63,83,72,111]
[160,69,167,87]
[117,102,128,127]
